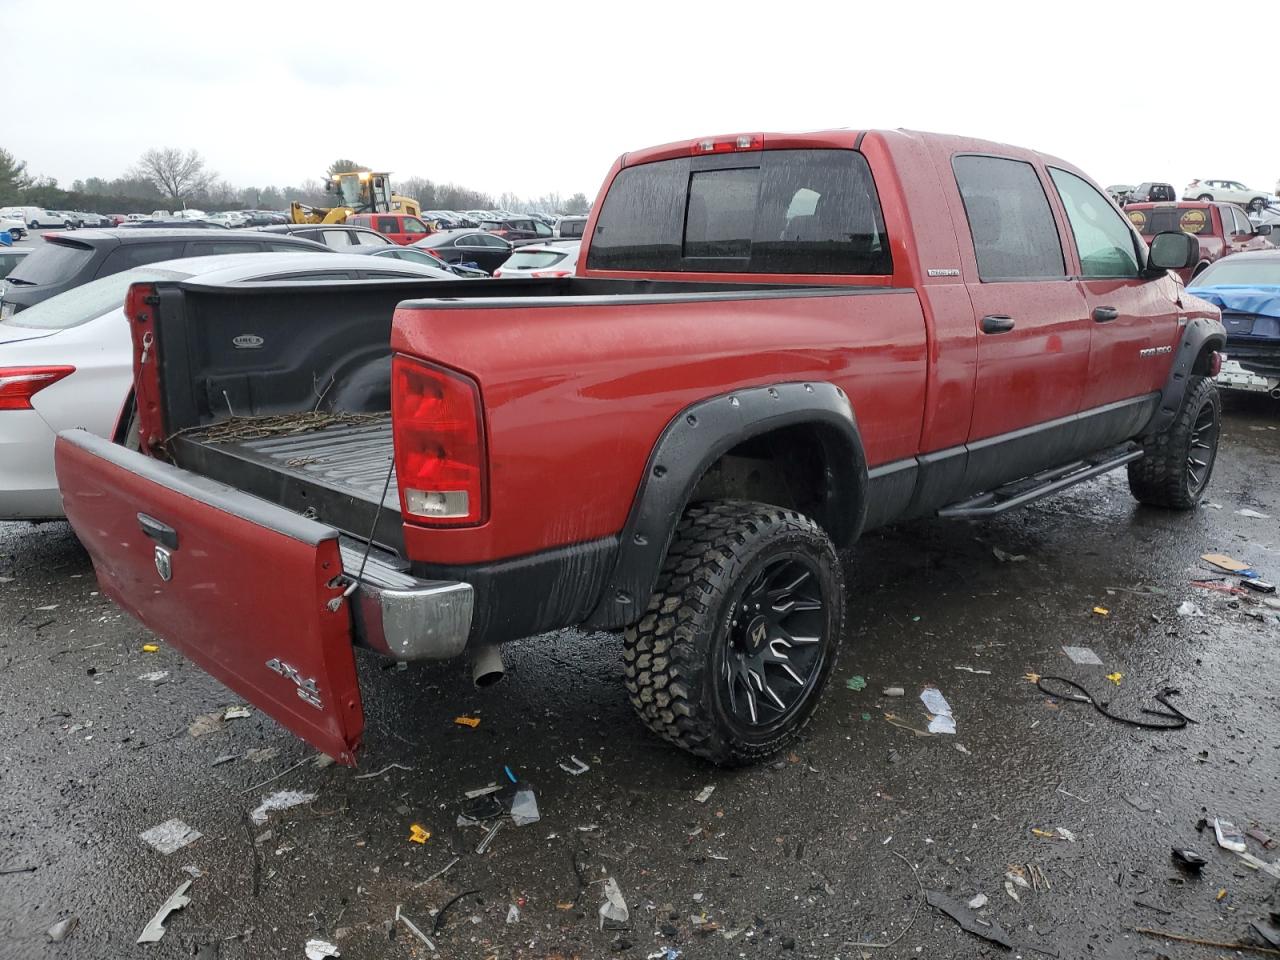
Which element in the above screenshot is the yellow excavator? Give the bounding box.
[289,170,421,224]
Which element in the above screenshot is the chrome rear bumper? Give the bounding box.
[339,542,472,660]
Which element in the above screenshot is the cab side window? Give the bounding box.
[1049,168,1141,280]
[1049,169,1140,279]
[952,155,1066,281]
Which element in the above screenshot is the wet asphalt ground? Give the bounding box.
[2,394,1279,960]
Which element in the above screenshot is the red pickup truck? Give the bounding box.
[56,129,1222,767]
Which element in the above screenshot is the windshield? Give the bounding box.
[6,241,95,286]
[2,267,188,330]
[1127,206,1213,236]
[1192,258,1280,287]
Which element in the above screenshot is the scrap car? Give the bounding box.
[53,129,1222,767]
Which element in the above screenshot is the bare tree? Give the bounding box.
[133,148,215,205]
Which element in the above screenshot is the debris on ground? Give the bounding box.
[408,824,430,844]
[506,903,520,924]
[845,675,866,691]
[599,877,629,930]
[953,665,991,674]
[352,762,412,780]
[1236,508,1272,519]
[882,686,905,697]
[1061,645,1103,666]
[1032,826,1077,842]
[139,818,202,855]
[1247,826,1277,849]
[1252,918,1280,948]
[510,787,541,826]
[304,937,340,959]
[1177,600,1205,617]
[1201,553,1257,575]
[1105,672,1123,685]
[187,711,225,737]
[1236,851,1280,881]
[884,713,931,736]
[395,905,435,949]
[695,785,716,804]
[992,546,1027,563]
[475,821,503,853]
[45,917,76,942]
[464,784,502,799]
[136,879,193,943]
[1124,794,1155,813]
[432,889,481,934]
[1136,926,1280,954]
[919,686,955,734]
[242,747,279,764]
[926,889,1013,948]
[141,644,159,653]
[1215,818,1247,853]
[967,893,988,909]
[137,670,168,682]
[558,755,590,776]
[453,716,481,728]
[1092,606,1110,616]
[1243,578,1277,594]
[249,790,316,825]
[222,705,251,720]
[1172,847,1207,871]
[1034,675,1191,729]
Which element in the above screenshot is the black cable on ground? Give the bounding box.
[1035,676,1192,730]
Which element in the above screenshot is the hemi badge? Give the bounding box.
[927,268,960,277]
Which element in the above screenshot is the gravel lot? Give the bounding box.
[1,384,1278,959]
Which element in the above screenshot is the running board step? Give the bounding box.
[938,442,1143,519]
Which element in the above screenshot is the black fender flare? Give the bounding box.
[583,381,867,631]
[1144,314,1226,438]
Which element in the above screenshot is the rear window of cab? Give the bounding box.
[586,149,891,275]
[1127,206,1214,236]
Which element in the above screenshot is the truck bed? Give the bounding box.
[170,414,402,552]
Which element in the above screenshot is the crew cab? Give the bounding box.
[1126,201,1274,281]
[55,130,1222,767]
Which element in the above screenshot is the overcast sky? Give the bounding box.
[6,0,1277,202]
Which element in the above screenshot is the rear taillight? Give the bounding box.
[530,270,572,278]
[392,355,486,526]
[0,366,75,410]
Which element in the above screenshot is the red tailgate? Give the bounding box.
[55,429,364,764]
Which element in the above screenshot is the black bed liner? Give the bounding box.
[170,418,403,553]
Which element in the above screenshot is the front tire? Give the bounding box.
[1248,197,1267,213]
[1196,193,1213,202]
[1128,375,1221,509]
[623,501,845,766]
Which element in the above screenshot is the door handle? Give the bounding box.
[1092,306,1119,322]
[137,513,178,550]
[980,314,1016,334]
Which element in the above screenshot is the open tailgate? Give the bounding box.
[55,429,364,764]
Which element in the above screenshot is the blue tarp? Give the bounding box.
[1186,284,1280,320]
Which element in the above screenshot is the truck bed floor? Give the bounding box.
[170,415,403,552]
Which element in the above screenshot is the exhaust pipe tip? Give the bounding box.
[472,644,505,688]
[1270,387,1280,401]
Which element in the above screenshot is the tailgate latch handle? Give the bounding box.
[137,513,179,550]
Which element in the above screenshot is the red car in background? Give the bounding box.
[347,212,432,245]
[1126,201,1274,282]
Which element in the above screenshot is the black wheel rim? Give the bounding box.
[1186,398,1219,494]
[722,556,826,728]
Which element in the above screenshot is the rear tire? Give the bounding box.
[1128,375,1221,509]
[1248,197,1267,213]
[623,501,845,766]
[1196,193,1213,202]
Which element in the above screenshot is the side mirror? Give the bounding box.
[1256,223,1273,236]
[1146,230,1199,274]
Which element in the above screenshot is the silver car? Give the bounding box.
[0,252,453,519]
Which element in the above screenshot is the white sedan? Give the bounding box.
[491,240,580,278]
[0,251,453,520]
[1183,179,1274,212]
